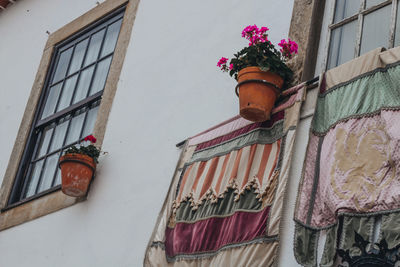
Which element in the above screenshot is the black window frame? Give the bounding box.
[6,5,126,208]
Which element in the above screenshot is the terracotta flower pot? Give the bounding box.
[59,153,96,197]
[0,0,10,9]
[236,66,284,122]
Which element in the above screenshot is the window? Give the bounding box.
[326,0,399,69]
[0,0,139,230]
[9,8,125,205]
[8,7,124,205]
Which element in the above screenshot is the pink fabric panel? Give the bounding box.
[309,110,400,228]
[165,207,270,257]
[188,117,253,146]
[295,134,321,223]
[194,111,284,151]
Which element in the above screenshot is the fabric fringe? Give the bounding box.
[169,170,280,226]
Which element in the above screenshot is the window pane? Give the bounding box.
[36,126,54,159]
[37,153,60,193]
[81,105,99,138]
[366,0,386,9]
[72,66,95,104]
[25,159,44,198]
[360,4,391,55]
[334,0,360,23]
[101,19,123,57]
[57,74,78,112]
[54,168,62,187]
[49,119,69,152]
[65,112,86,145]
[41,83,62,119]
[84,29,106,66]
[68,38,89,75]
[327,21,357,69]
[52,47,73,83]
[89,56,112,95]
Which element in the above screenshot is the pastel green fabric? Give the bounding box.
[294,223,319,267]
[312,64,400,134]
[380,212,400,248]
[339,216,373,250]
[320,225,338,267]
[188,121,283,164]
[175,187,262,223]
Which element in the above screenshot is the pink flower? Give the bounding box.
[278,39,287,48]
[217,57,228,67]
[242,24,269,46]
[229,63,233,70]
[259,27,269,34]
[279,38,298,59]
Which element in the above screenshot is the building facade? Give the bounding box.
[0,0,397,266]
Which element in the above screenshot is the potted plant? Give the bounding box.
[217,25,298,122]
[58,135,100,197]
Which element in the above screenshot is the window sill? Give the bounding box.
[0,190,81,231]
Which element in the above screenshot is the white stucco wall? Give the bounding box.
[0,0,301,266]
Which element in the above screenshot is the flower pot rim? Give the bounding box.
[59,153,96,171]
[237,66,284,79]
[235,67,283,97]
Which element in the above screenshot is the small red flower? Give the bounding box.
[84,135,97,143]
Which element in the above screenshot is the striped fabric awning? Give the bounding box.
[145,83,305,266]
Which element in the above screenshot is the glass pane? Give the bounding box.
[54,168,62,186]
[72,66,95,104]
[89,56,112,95]
[49,119,69,152]
[327,20,357,69]
[36,126,54,158]
[360,4,391,55]
[395,2,400,46]
[101,19,123,57]
[25,159,44,198]
[41,83,62,119]
[366,0,386,9]
[84,29,106,66]
[57,74,78,112]
[81,105,99,138]
[334,0,360,23]
[65,112,86,145]
[68,38,89,75]
[37,153,60,193]
[52,47,73,83]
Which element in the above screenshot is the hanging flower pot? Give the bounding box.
[59,135,100,197]
[59,153,96,197]
[0,0,10,9]
[217,25,298,122]
[236,66,284,122]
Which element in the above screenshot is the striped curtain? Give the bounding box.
[145,83,305,266]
